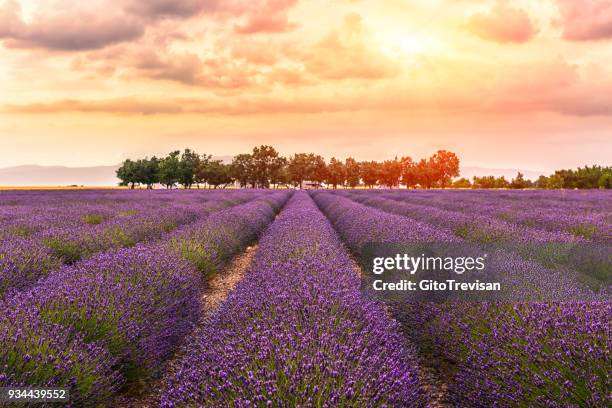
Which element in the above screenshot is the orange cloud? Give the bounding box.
[233,0,298,34]
[234,15,297,34]
[8,56,611,118]
[303,13,399,79]
[467,3,536,43]
[557,0,612,41]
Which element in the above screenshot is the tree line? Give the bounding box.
[116,146,460,189]
[117,146,610,190]
[451,165,611,189]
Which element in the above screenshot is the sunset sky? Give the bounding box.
[1,0,611,173]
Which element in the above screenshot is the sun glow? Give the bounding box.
[375,29,442,59]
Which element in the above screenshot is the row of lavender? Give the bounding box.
[0,189,221,239]
[340,191,611,290]
[361,189,612,242]
[312,192,610,407]
[0,191,290,406]
[0,190,263,296]
[156,192,423,407]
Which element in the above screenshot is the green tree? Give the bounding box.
[326,157,346,189]
[230,154,254,188]
[269,156,288,188]
[360,161,380,188]
[429,150,460,187]
[452,177,471,188]
[379,158,402,188]
[510,172,528,189]
[194,154,212,188]
[205,160,234,188]
[135,157,159,189]
[178,148,199,189]
[400,156,417,188]
[158,151,181,189]
[536,175,549,189]
[288,153,311,188]
[345,157,361,188]
[309,154,328,187]
[547,174,565,189]
[273,165,291,188]
[251,145,285,188]
[116,159,138,189]
[598,173,612,189]
[494,176,509,189]
[472,176,496,189]
[416,159,437,189]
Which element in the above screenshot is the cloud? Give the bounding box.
[230,41,281,65]
[233,0,298,34]
[234,15,296,34]
[467,3,536,43]
[75,35,308,90]
[8,56,611,118]
[4,98,184,115]
[0,0,22,37]
[0,9,144,51]
[3,96,346,116]
[303,13,399,79]
[125,0,217,19]
[556,0,612,41]
[0,0,214,51]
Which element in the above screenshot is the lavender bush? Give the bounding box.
[0,192,289,406]
[316,190,610,407]
[159,192,423,407]
[0,191,259,296]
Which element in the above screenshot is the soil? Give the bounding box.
[347,250,454,408]
[117,245,258,408]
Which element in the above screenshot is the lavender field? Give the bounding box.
[0,189,610,407]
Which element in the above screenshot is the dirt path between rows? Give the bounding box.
[118,244,258,408]
[347,252,453,408]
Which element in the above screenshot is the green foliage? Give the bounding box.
[325,157,346,189]
[82,213,105,225]
[117,145,605,190]
[288,153,313,188]
[535,165,611,189]
[452,177,472,188]
[158,151,181,189]
[204,160,233,188]
[44,238,83,264]
[379,158,403,188]
[359,161,380,188]
[344,157,361,188]
[230,153,254,188]
[116,157,159,189]
[510,172,532,189]
[178,149,198,189]
[8,224,34,238]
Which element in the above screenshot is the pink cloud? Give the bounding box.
[233,0,298,34]
[0,0,214,51]
[467,4,536,43]
[557,0,612,41]
[234,15,296,34]
[1,12,144,51]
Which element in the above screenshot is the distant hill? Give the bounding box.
[460,166,545,181]
[0,162,546,187]
[0,165,121,187]
[0,156,235,187]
